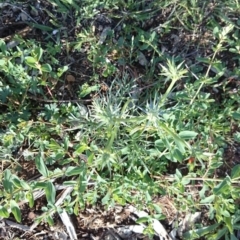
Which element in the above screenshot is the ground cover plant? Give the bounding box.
[0,0,240,239]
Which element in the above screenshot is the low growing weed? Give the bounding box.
[0,0,240,239]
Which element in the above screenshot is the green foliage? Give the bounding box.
[0,0,239,239]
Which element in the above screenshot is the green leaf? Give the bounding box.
[3,169,14,194]
[35,155,49,177]
[224,216,233,233]
[213,26,220,36]
[179,131,198,140]
[222,210,230,217]
[56,206,63,214]
[65,166,83,176]
[63,180,77,186]
[12,177,22,188]
[47,139,61,151]
[181,177,191,185]
[232,112,240,120]
[25,56,38,69]
[33,47,43,61]
[199,184,209,199]
[175,169,182,180]
[41,63,52,72]
[41,206,48,212]
[172,147,184,162]
[150,31,156,41]
[78,164,87,193]
[113,194,125,205]
[155,139,165,149]
[74,201,79,215]
[46,215,54,226]
[10,200,21,223]
[26,192,34,208]
[200,195,215,204]
[0,39,7,54]
[102,191,111,205]
[209,227,227,240]
[20,179,31,190]
[231,164,240,180]
[79,83,99,98]
[213,177,231,196]
[28,22,53,31]
[136,216,149,223]
[145,191,152,202]
[0,206,9,218]
[234,132,240,143]
[152,204,162,214]
[34,182,47,189]
[57,65,68,77]
[0,59,6,66]
[45,182,56,204]
[229,234,238,240]
[87,152,94,165]
[158,122,188,153]
[183,223,219,239]
[74,144,89,155]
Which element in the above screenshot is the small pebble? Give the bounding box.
[66,74,75,82]
[28,211,36,220]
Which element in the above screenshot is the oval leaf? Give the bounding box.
[45,181,56,205]
[65,166,83,176]
[231,164,240,180]
[3,169,14,194]
[12,176,22,188]
[41,63,52,72]
[213,177,231,196]
[25,56,38,69]
[152,204,162,214]
[200,194,215,204]
[10,200,21,223]
[0,39,7,53]
[181,177,191,185]
[179,131,198,140]
[46,215,54,226]
[158,122,187,153]
[232,112,240,120]
[26,192,34,208]
[20,179,31,190]
[172,147,184,162]
[136,216,149,223]
[74,202,79,215]
[35,155,49,177]
[0,206,9,218]
[33,47,43,61]
[0,59,6,66]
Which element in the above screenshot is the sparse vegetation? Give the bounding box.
[0,0,240,239]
